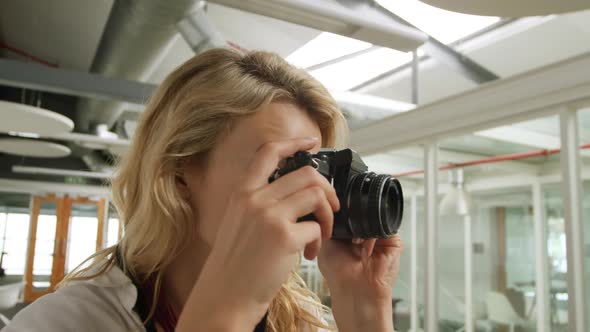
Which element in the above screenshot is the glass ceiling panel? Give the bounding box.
[309,47,412,91]
[376,0,501,44]
[286,32,372,68]
[285,0,501,92]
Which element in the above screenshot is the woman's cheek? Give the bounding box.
[195,199,218,246]
[195,188,230,246]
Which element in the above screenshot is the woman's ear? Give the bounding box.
[176,158,193,198]
[176,174,188,187]
[176,155,205,199]
[176,173,191,199]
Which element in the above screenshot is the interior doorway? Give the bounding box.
[23,194,107,301]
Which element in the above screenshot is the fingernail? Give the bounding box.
[304,137,319,141]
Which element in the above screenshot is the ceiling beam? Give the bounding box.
[0,59,156,104]
[350,51,590,154]
[0,58,418,125]
[419,37,500,84]
[0,178,110,196]
[41,132,131,149]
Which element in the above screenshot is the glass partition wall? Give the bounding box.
[436,115,568,332]
[353,97,589,331]
[365,145,425,331]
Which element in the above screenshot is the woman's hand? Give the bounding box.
[177,137,339,332]
[318,235,404,332]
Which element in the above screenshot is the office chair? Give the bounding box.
[486,291,535,332]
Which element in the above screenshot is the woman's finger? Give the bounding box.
[274,186,334,239]
[363,239,377,258]
[291,219,322,255]
[260,165,340,211]
[244,137,319,190]
[303,237,322,260]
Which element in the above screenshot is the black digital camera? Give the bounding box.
[269,148,403,239]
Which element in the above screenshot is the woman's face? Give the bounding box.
[183,102,322,246]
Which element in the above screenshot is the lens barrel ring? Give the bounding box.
[367,173,390,238]
[348,173,370,238]
[382,178,404,234]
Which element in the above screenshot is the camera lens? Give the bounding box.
[346,172,403,238]
[380,176,404,235]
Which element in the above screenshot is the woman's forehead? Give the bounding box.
[230,102,322,148]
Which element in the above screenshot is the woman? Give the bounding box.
[4,49,403,332]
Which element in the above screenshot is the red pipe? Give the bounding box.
[0,42,58,67]
[393,143,590,178]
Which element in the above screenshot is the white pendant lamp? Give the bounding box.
[418,0,590,17]
[0,138,71,158]
[440,168,471,216]
[0,100,74,136]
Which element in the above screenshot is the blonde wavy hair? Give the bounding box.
[62,48,348,331]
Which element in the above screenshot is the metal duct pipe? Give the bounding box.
[208,0,427,51]
[177,3,227,53]
[77,0,201,132]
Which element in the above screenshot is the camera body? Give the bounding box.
[269,148,403,239]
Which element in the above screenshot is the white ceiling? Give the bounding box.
[470,11,590,77]
[0,0,113,70]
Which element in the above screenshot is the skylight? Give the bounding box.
[376,0,501,44]
[286,32,372,68]
[309,47,412,91]
[286,1,500,91]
